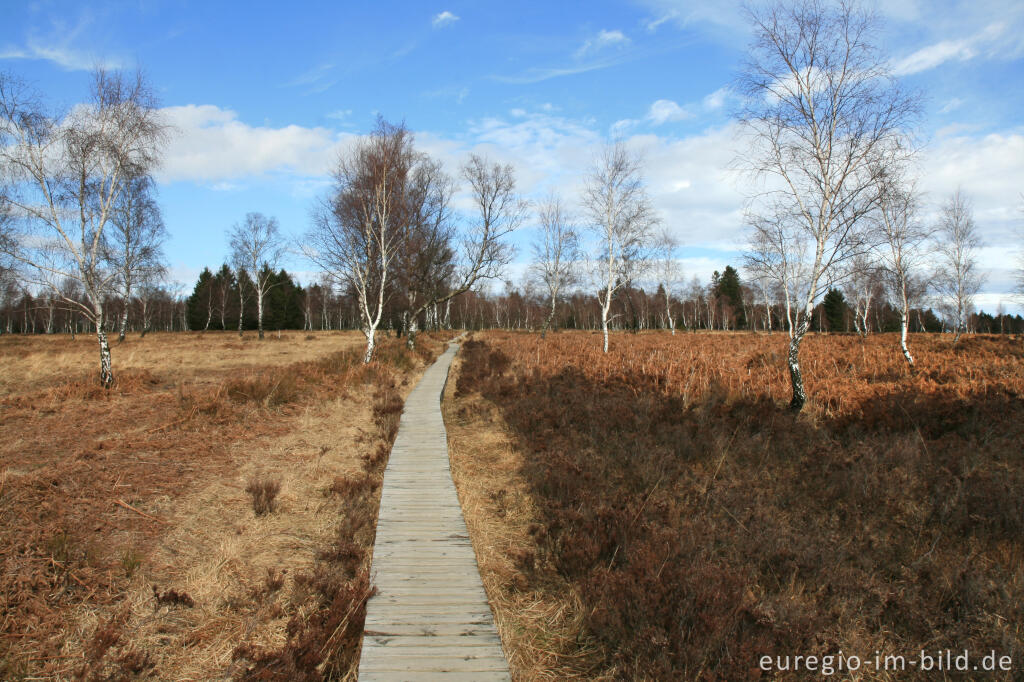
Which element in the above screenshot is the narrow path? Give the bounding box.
[359,340,510,681]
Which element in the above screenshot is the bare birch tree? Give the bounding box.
[529,192,578,338]
[107,174,167,341]
[934,189,984,344]
[652,229,683,334]
[871,169,931,365]
[736,0,916,410]
[0,68,166,386]
[394,157,456,346]
[582,142,657,353]
[744,209,812,338]
[303,119,412,363]
[228,212,283,340]
[403,153,525,347]
[842,253,882,336]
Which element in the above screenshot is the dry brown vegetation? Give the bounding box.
[0,330,453,680]
[447,330,1024,680]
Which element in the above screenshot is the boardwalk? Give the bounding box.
[359,341,510,681]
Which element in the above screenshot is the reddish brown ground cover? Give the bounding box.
[449,331,1024,680]
[0,330,451,680]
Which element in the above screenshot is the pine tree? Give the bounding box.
[714,266,746,329]
[822,288,848,332]
[187,268,215,331]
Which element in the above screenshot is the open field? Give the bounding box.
[0,330,453,680]
[445,330,1024,680]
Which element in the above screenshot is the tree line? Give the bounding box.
[3,0,1022,406]
[6,256,1022,338]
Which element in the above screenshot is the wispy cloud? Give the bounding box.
[891,22,1008,75]
[939,97,964,114]
[424,85,470,103]
[492,60,621,85]
[0,39,122,71]
[574,29,630,59]
[644,10,679,32]
[0,9,124,71]
[286,62,337,94]
[432,11,459,29]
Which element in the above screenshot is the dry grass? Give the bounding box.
[0,329,454,680]
[448,330,1024,680]
[444,355,608,681]
[0,330,355,398]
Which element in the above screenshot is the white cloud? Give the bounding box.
[0,41,122,71]
[892,36,978,75]
[326,109,353,120]
[892,22,1010,75]
[493,61,617,84]
[610,119,638,137]
[0,10,124,71]
[424,85,470,103]
[158,105,351,183]
[647,99,692,125]
[285,62,337,95]
[644,11,680,32]
[432,11,459,28]
[938,97,964,114]
[154,97,1023,304]
[575,29,630,58]
[918,131,1024,214]
[702,87,732,110]
[634,1,748,41]
[210,181,243,192]
[611,94,707,135]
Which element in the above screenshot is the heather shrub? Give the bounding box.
[457,332,1024,679]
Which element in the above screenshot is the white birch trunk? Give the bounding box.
[256,288,265,340]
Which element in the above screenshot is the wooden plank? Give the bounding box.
[358,340,510,681]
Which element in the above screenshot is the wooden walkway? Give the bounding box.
[359,340,510,681]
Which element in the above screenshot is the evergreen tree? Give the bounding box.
[186,268,215,330]
[822,288,848,332]
[262,268,305,330]
[714,265,746,328]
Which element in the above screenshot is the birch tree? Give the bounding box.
[233,266,252,338]
[107,174,167,341]
[403,154,525,347]
[529,192,578,338]
[652,229,683,334]
[736,0,916,410]
[842,253,882,336]
[744,210,811,342]
[304,119,411,363]
[871,169,931,365]
[228,212,283,340]
[934,189,984,344]
[582,142,657,353]
[394,158,456,346]
[0,68,166,386]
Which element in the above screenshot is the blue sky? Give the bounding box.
[2,0,1023,312]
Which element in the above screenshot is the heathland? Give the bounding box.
[0,330,453,680]
[445,330,1023,680]
[2,329,1021,680]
